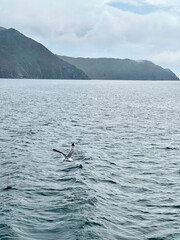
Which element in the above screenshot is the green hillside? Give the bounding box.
[58,56,178,80]
[0,28,88,79]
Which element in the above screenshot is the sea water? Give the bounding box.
[0,79,180,240]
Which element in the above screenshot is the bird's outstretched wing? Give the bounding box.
[67,145,74,158]
[53,149,67,158]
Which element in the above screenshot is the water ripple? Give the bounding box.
[0,80,180,239]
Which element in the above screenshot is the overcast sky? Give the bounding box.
[0,0,180,76]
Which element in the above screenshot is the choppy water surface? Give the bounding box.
[1,79,180,240]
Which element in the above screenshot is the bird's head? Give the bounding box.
[72,143,75,147]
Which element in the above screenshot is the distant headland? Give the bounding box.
[0,27,179,80]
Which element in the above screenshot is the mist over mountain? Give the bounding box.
[58,56,179,80]
[0,27,6,31]
[0,28,88,79]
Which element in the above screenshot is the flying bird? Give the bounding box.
[53,143,75,161]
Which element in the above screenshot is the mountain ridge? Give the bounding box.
[0,26,178,80]
[58,56,179,80]
[0,26,6,31]
[0,28,88,79]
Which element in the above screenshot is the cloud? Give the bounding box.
[144,0,180,7]
[147,50,180,70]
[0,0,180,75]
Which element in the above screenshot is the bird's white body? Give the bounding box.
[62,157,74,162]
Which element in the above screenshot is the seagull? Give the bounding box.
[53,143,75,161]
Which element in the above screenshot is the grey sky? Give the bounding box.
[1,0,180,76]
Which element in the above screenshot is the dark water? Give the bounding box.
[1,79,180,240]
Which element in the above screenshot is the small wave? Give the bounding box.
[165,147,179,150]
[57,177,77,182]
[2,186,18,191]
[83,219,105,228]
[161,205,180,209]
[148,233,180,240]
[60,164,83,172]
[133,154,145,157]
[156,146,179,150]
[100,179,117,184]
[0,224,18,239]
